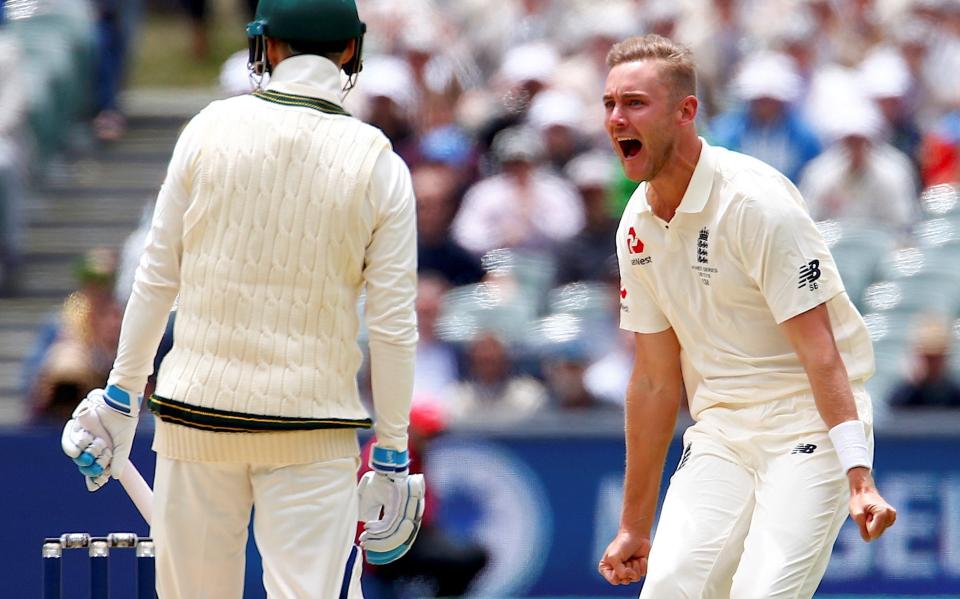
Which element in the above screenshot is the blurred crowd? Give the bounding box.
[6,0,960,431]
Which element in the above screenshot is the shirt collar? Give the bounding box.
[676,138,716,214]
[630,137,717,216]
[265,55,344,108]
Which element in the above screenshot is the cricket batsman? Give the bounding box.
[60,0,424,596]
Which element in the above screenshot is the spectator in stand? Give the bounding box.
[0,8,24,295]
[92,0,140,141]
[772,15,818,109]
[414,163,485,287]
[552,2,638,139]
[892,20,938,129]
[542,340,613,412]
[528,89,589,171]
[799,99,918,233]
[917,0,960,117]
[921,107,960,186]
[889,316,960,409]
[476,42,561,153]
[397,24,469,135]
[445,330,547,424]
[585,329,634,408]
[360,401,488,598]
[356,55,420,164]
[834,0,885,66]
[452,126,582,256]
[553,150,619,286]
[26,248,123,423]
[859,47,923,180]
[418,123,478,200]
[678,0,749,117]
[413,275,461,399]
[178,0,257,59]
[710,52,821,183]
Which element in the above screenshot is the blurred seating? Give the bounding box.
[5,0,95,170]
[919,184,960,225]
[818,219,896,311]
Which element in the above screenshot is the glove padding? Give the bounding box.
[358,470,426,565]
[61,386,140,492]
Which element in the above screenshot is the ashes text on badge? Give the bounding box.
[691,264,718,286]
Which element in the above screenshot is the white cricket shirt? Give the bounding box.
[617,139,874,419]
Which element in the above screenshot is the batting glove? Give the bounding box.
[61,385,141,492]
[358,445,426,565]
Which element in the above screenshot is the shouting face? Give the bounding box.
[603,60,683,183]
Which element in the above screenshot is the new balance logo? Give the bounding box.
[797,259,821,290]
[676,443,692,472]
[791,443,817,455]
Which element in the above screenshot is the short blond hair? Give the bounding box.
[606,34,697,99]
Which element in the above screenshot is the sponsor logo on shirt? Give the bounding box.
[627,227,651,266]
[619,285,629,312]
[797,259,822,290]
[791,443,817,455]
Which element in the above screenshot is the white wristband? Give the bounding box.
[828,420,871,473]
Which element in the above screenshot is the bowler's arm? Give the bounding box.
[780,303,897,540]
[600,327,684,585]
[779,303,858,429]
[620,328,684,535]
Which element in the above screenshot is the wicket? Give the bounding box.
[42,532,155,599]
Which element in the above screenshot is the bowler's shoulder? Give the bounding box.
[616,182,648,237]
[712,146,804,213]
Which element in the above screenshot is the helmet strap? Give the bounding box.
[246,24,272,90]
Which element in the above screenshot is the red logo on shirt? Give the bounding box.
[620,286,627,299]
[627,227,644,254]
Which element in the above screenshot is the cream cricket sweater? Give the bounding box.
[108,56,418,464]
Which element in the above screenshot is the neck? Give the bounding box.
[647,133,702,221]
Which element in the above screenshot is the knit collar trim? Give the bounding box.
[260,54,347,113]
[253,89,350,116]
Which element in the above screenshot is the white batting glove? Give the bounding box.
[358,445,426,565]
[61,385,141,492]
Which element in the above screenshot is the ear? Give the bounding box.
[265,37,292,68]
[677,94,698,127]
[340,38,357,67]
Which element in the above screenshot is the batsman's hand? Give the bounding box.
[358,445,425,565]
[848,468,897,541]
[599,529,651,586]
[61,385,141,492]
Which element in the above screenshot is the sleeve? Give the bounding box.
[363,149,419,451]
[734,179,846,324]
[616,221,670,334]
[107,115,203,393]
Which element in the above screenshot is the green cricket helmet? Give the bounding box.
[247,0,366,78]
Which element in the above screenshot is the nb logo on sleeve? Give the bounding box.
[797,260,821,290]
[791,443,817,455]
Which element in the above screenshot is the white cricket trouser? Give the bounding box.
[151,455,364,598]
[639,387,873,599]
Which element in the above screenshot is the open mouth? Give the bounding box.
[618,138,643,159]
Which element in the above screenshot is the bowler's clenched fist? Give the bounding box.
[599,530,651,586]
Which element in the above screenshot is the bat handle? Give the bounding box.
[76,408,155,526]
[119,463,154,526]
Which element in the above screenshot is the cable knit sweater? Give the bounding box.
[108,56,418,464]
